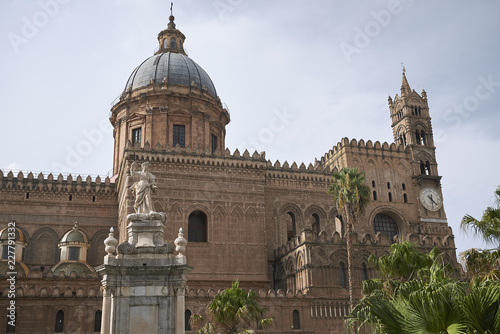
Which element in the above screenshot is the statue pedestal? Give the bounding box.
[97,213,192,334]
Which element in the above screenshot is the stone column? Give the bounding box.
[97,214,192,334]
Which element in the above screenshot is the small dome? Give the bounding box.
[0,227,26,243]
[60,223,88,244]
[0,261,29,277]
[50,262,94,276]
[124,52,217,98]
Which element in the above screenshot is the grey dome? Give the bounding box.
[124,52,217,98]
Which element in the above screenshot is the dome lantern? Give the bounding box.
[156,5,186,55]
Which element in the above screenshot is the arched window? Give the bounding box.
[312,213,320,235]
[292,310,300,330]
[420,161,426,175]
[335,215,344,237]
[403,193,408,203]
[373,214,399,243]
[373,191,377,201]
[387,182,391,189]
[415,130,421,144]
[425,161,431,175]
[188,210,208,242]
[55,310,64,332]
[402,183,406,190]
[6,311,15,333]
[361,263,368,281]
[185,309,192,331]
[421,131,426,145]
[170,37,176,49]
[388,192,392,202]
[339,262,347,288]
[94,310,102,332]
[286,212,296,241]
[372,180,376,187]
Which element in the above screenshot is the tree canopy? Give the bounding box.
[461,185,500,246]
[191,281,273,334]
[347,243,500,333]
[328,167,371,311]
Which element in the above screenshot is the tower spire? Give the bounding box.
[401,65,411,97]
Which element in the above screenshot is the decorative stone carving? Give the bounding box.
[174,227,187,261]
[104,227,118,256]
[129,161,158,213]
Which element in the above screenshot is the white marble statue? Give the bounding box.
[129,161,157,213]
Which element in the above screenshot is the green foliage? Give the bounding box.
[460,248,500,282]
[368,241,436,282]
[328,167,371,315]
[461,185,500,246]
[192,281,273,334]
[347,246,500,333]
[328,167,371,223]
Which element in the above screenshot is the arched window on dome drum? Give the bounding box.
[173,124,185,148]
[339,262,347,288]
[211,134,218,153]
[170,37,176,49]
[94,310,102,332]
[373,214,399,243]
[292,310,300,330]
[185,309,192,331]
[132,127,141,147]
[188,210,207,242]
[312,213,320,235]
[55,310,64,332]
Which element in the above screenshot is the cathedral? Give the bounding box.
[0,13,458,334]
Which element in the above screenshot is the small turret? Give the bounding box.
[156,4,186,55]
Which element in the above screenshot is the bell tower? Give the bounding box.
[389,69,446,219]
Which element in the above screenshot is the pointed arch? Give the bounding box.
[88,229,110,266]
[230,206,244,218]
[25,226,59,267]
[188,210,208,242]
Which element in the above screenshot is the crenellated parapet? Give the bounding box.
[318,137,407,169]
[0,169,115,194]
[121,142,331,188]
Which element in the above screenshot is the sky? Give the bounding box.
[0,0,499,256]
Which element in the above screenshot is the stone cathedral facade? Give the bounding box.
[0,15,458,334]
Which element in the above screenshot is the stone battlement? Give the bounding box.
[0,170,115,194]
[318,137,406,166]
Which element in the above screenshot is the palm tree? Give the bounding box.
[191,281,273,334]
[461,185,500,282]
[347,246,500,334]
[460,248,500,282]
[328,167,370,311]
[461,185,500,246]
